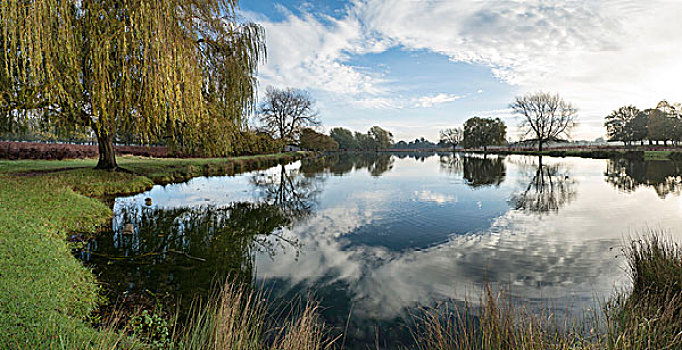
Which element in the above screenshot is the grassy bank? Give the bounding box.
[0,152,310,349]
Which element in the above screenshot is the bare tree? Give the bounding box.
[440,127,464,149]
[258,87,320,147]
[511,92,577,152]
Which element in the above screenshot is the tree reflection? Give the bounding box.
[439,153,506,187]
[605,158,682,198]
[510,156,577,213]
[439,153,463,175]
[463,155,506,187]
[393,151,438,161]
[250,164,323,219]
[78,202,294,318]
[293,152,396,177]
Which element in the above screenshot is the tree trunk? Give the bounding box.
[538,140,543,153]
[95,129,118,170]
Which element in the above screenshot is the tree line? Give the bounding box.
[436,92,578,152]
[605,101,682,146]
[328,126,394,150]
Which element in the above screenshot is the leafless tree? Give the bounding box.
[258,86,320,146]
[511,92,577,152]
[440,127,463,149]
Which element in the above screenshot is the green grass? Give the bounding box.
[0,152,311,349]
[643,151,673,160]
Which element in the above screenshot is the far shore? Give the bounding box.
[327,145,682,160]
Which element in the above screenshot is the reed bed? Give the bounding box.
[172,283,334,350]
[411,232,682,350]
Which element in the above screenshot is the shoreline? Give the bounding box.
[0,151,312,348]
[329,147,682,161]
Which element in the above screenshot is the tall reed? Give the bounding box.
[412,232,682,350]
[173,282,334,350]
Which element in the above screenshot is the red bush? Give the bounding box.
[0,141,170,160]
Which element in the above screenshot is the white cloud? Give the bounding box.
[351,96,401,109]
[413,93,463,108]
[245,0,682,139]
[354,0,682,138]
[246,7,383,96]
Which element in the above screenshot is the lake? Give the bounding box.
[77,152,682,348]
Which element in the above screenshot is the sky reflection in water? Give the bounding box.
[82,153,682,348]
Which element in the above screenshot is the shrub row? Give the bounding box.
[0,141,169,160]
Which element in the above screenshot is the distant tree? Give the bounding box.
[393,137,437,149]
[440,127,464,149]
[630,112,649,145]
[605,105,641,146]
[258,87,320,148]
[462,117,506,152]
[329,127,358,150]
[299,128,339,151]
[368,126,394,150]
[354,132,376,150]
[646,108,672,146]
[393,140,409,149]
[511,92,577,152]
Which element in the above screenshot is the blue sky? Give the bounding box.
[240,0,682,142]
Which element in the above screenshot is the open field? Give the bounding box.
[0,152,310,349]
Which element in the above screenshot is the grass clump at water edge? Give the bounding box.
[410,232,682,350]
[601,233,682,349]
[174,283,335,350]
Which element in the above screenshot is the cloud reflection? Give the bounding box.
[255,154,682,321]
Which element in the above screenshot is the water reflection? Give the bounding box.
[510,156,577,213]
[605,158,682,198]
[79,162,327,315]
[439,153,506,187]
[79,202,294,317]
[463,155,506,187]
[439,153,463,176]
[251,164,322,220]
[77,152,682,349]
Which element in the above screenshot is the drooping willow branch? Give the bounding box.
[0,0,266,164]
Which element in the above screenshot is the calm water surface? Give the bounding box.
[79,152,682,348]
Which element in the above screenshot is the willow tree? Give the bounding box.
[0,0,265,169]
